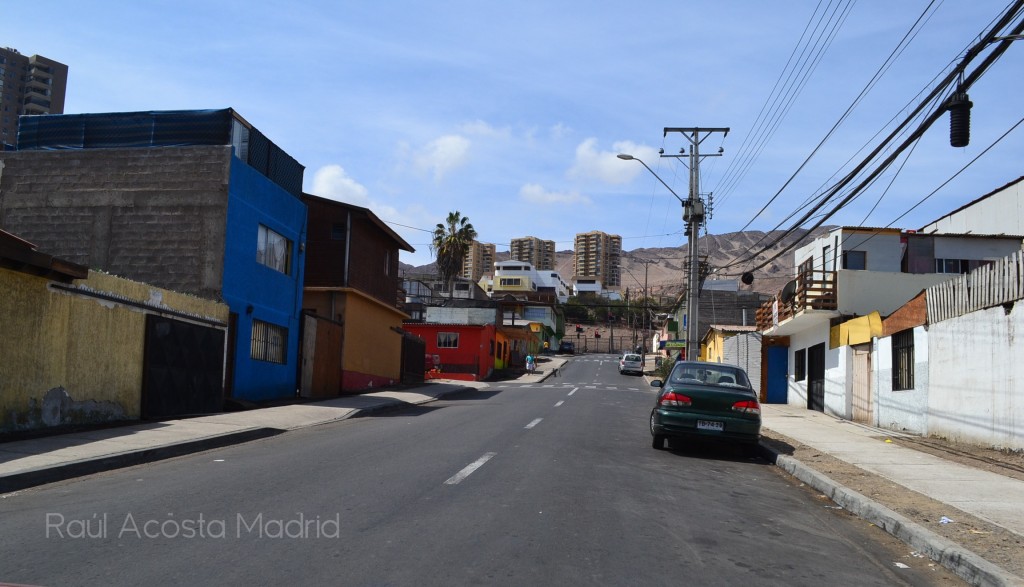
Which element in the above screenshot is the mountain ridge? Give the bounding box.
[401,227,836,297]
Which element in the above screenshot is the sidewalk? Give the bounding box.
[2,357,1021,585]
[0,380,490,494]
[759,404,1024,587]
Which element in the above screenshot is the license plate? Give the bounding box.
[697,420,724,432]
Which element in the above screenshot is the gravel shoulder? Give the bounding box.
[761,429,1024,579]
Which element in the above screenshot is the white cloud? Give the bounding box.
[549,122,570,140]
[458,120,511,139]
[310,164,411,234]
[413,134,471,181]
[311,164,370,205]
[519,183,591,205]
[567,138,662,185]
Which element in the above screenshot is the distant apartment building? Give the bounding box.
[0,47,68,150]
[510,236,556,270]
[574,231,621,288]
[461,240,496,281]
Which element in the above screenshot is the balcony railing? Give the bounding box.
[756,270,838,331]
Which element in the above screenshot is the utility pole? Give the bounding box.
[663,127,729,361]
[633,258,657,369]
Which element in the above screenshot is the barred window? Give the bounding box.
[892,329,914,391]
[794,348,807,381]
[437,332,459,348]
[257,224,292,275]
[251,319,287,364]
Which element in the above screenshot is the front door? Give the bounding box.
[851,343,872,423]
[807,342,826,412]
[765,346,788,404]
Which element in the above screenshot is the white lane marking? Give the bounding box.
[444,452,497,485]
[568,388,578,396]
[525,418,543,429]
[554,400,564,407]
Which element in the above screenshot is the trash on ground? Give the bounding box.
[894,562,910,569]
[939,516,954,524]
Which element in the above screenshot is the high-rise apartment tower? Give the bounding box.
[510,236,556,271]
[461,240,496,282]
[0,47,68,150]
[573,231,622,288]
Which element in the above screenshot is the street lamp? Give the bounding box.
[618,153,695,361]
[616,154,685,204]
[620,128,728,361]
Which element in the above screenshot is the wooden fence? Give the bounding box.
[926,250,1024,323]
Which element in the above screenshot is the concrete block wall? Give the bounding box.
[0,146,232,300]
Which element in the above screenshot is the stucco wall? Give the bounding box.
[873,327,929,434]
[838,270,953,316]
[928,304,1024,450]
[221,159,307,402]
[786,329,819,408]
[1,269,228,433]
[785,327,847,415]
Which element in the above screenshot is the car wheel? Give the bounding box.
[650,413,665,450]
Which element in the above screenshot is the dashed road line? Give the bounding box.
[525,418,543,429]
[444,452,497,485]
[554,400,564,407]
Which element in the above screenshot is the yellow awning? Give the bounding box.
[830,312,883,348]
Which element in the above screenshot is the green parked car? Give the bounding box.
[649,361,761,452]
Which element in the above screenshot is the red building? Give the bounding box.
[402,323,496,382]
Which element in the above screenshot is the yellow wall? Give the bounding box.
[1,268,228,432]
[341,290,404,381]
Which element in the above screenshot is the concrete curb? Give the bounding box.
[0,383,481,494]
[758,443,1024,587]
[0,427,284,494]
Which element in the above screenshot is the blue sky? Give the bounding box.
[4,1,1023,267]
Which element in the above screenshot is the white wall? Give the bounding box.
[928,303,1024,450]
[794,229,903,273]
[873,327,929,434]
[824,345,847,418]
[919,179,1024,235]
[425,306,496,325]
[787,328,821,408]
[932,236,1022,260]
[786,326,848,416]
[838,270,952,316]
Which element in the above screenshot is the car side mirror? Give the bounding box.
[650,380,663,388]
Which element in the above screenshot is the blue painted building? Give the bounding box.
[2,109,308,404]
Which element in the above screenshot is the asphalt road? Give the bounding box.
[0,354,962,586]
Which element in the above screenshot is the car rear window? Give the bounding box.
[624,354,641,361]
[668,365,749,387]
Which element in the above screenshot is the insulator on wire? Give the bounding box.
[948,90,972,148]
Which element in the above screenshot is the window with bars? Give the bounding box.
[257,224,292,275]
[892,329,914,391]
[437,332,459,348]
[251,319,287,364]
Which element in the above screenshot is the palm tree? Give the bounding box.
[431,211,478,298]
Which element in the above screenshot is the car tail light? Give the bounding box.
[660,392,692,407]
[731,400,761,415]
